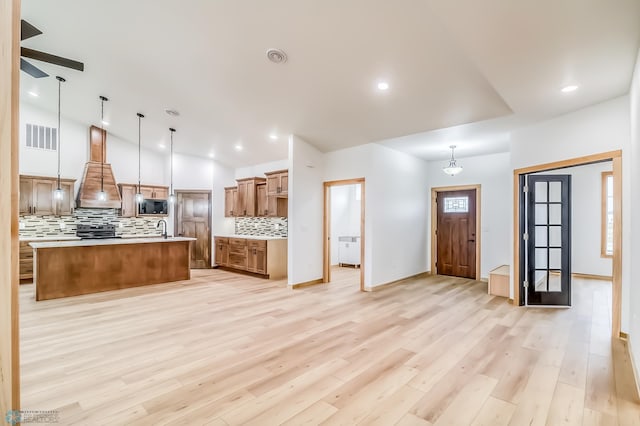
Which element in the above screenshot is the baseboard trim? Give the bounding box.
[290,278,324,289]
[572,273,613,281]
[364,271,431,292]
[627,338,640,400]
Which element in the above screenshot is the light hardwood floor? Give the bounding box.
[20,267,640,425]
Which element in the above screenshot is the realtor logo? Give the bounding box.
[5,410,21,425]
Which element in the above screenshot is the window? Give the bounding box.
[601,171,613,257]
[443,196,468,213]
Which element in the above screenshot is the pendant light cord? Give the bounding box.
[100,98,105,193]
[137,113,144,194]
[56,77,65,190]
[169,128,175,196]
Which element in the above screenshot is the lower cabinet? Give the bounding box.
[214,236,286,279]
[19,241,34,281]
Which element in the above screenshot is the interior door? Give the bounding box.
[436,189,476,279]
[176,192,211,269]
[526,175,572,306]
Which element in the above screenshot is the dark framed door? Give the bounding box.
[436,189,476,279]
[525,175,571,306]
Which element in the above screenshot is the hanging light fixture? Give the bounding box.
[96,95,109,201]
[168,127,176,204]
[53,76,66,201]
[442,145,463,176]
[135,113,145,204]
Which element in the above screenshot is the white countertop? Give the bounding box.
[215,235,288,240]
[29,237,196,249]
[20,236,81,241]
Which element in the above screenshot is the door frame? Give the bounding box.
[174,189,213,268]
[323,178,365,291]
[513,150,622,337]
[430,185,482,280]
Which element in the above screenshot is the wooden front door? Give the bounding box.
[176,191,211,269]
[436,189,476,279]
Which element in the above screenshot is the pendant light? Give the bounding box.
[442,145,463,176]
[97,95,109,201]
[168,127,176,204]
[135,113,145,204]
[53,76,66,201]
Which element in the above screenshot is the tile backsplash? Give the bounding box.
[19,208,162,238]
[235,217,288,237]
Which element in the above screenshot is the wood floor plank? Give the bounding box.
[544,382,585,425]
[469,396,516,426]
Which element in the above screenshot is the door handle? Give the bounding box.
[468,239,475,242]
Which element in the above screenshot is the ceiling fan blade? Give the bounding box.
[21,47,84,72]
[21,20,42,41]
[20,58,49,78]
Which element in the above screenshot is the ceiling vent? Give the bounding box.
[266,48,287,64]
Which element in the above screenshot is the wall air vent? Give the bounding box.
[25,123,57,151]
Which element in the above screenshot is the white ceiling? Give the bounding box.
[20,0,640,167]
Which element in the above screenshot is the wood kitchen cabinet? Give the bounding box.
[214,237,229,267]
[265,169,288,197]
[214,236,286,279]
[228,238,248,270]
[119,183,170,217]
[256,183,268,217]
[20,237,79,283]
[235,177,266,217]
[247,240,267,274]
[224,187,238,217]
[19,175,76,216]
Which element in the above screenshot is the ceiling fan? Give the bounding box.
[20,19,84,78]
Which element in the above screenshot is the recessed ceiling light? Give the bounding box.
[158,143,166,149]
[561,85,578,93]
[269,133,278,141]
[28,91,39,97]
[235,144,243,151]
[208,152,215,158]
[377,81,389,91]
[101,120,110,126]
[165,109,180,117]
[266,48,288,64]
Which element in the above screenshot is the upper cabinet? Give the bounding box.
[224,187,238,217]
[265,170,288,197]
[19,175,76,216]
[224,170,288,218]
[235,177,266,217]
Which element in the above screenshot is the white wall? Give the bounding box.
[628,48,640,385]
[535,162,613,277]
[427,152,511,279]
[235,159,288,179]
[511,95,632,331]
[287,135,325,285]
[330,184,361,265]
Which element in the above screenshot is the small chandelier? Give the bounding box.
[443,145,463,176]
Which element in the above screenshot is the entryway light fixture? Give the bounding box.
[54,76,66,201]
[168,127,176,204]
[97,95,109,201]
[442,145,463,176]
[135,113,145,204]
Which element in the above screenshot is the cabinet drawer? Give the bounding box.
[247,240,266,250]
[215,237,229,244]
[229,237,247,246]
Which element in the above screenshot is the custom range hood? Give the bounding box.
[76,125,122,208]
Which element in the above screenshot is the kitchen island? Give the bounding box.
[30,237,196,301]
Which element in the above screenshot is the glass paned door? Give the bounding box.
[526,175,571,306]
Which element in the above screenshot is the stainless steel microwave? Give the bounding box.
[138,199,168,215]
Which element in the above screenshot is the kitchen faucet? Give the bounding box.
[157,219,168,239]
